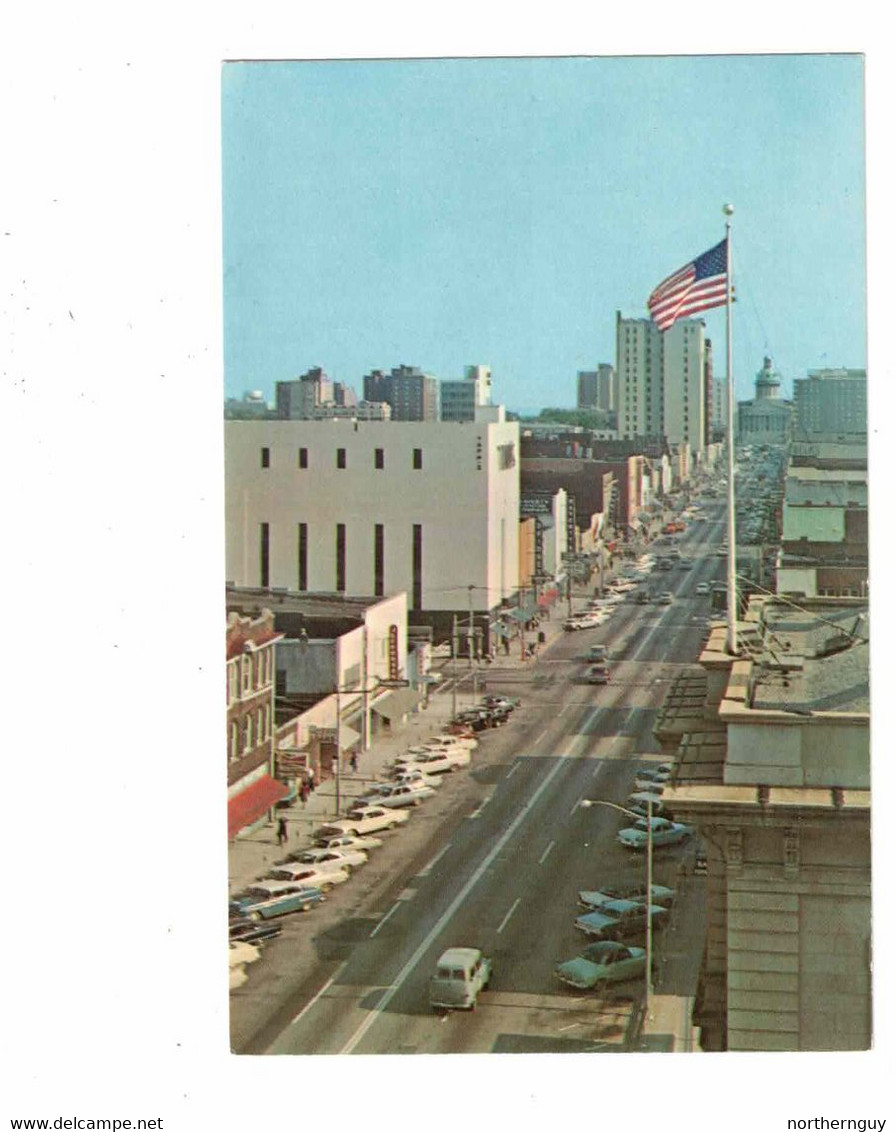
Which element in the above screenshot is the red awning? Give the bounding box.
[228,774,289,840]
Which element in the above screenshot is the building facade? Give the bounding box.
[616,313,706,452]
[661,597,871,1052]
[441,364,492,422]
[226,609,285,839]
[737,356,793,445]
[577,363,616,411]
[363,365,440,421]
[792,368,867,439]
[224,418,520,638]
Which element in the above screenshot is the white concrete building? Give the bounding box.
[225,418,521,634]
[441,364,493,422]
[615,313,706,451]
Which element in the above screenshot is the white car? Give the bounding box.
[357,780,436,808]
[399,742,467,763]
[290,846,369,871]
[418,733,478,752]
[397,748,471,775]
[695,581,710,595]
[314,833,383,852]
[265,863,351,890]
[317,805,410,838]
[394,768,443,789]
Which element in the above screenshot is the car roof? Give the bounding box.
[436,947,481,966]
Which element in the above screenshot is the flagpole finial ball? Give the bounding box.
[723,203,734,216]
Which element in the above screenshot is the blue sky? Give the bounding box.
[222,55,866,412]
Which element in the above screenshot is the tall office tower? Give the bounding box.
[441,364,492,422]
[712,376,729,436]
[363,365,440,421]
[615,313,706,451]
[793,368,867,438]
[576,363,616,410]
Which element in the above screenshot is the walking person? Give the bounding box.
[299,780,310,806]
[276,816,288,846]
[349,751,359,773]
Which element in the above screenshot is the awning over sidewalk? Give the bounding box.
[338,723,361,748]
[228,774,289,840]
[504,604,539,623]
[371,687,424,721]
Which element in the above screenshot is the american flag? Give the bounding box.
[647,238,729,332]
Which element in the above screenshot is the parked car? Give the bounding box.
[633,764,673,791]
[583,664,610,685]
[481,695,520,712]
[393,768,443,789]
[577,883,676,911]
[229,882,325,920]
[586,645,608,662]
[627,791,669,818]
[399,747,471,774]
[400,741,468,761]
[564,617,597,631]
[287,846,369,871]
[656,591,674,605]
[265,863,350,891]
[574,898,668,940]
[228,915,284,944]
[356,780,436,808]
[429,947,492,1012]
[635,591,650,605]
[555,941,647,990]
[316,805,410,838]
[418,733,478,751]
[695,581,711,595]
[617,816,694,850]
[313,833,383,852]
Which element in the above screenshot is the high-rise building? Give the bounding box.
[363,365,440,421]
[576,364,616,411]
[793,368,866,438]
[441,364,492,422]
[615,313,706,451]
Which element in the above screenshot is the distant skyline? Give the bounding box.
[222,55,866,413]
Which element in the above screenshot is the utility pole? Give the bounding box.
[451,614,458,720]
[468,584,475,667]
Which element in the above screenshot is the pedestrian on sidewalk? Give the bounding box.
[299,781,310,806]
[276,817,288,846]
[349,751,359,773]
[307,768,316,792]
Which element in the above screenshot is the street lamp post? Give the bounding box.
[579,796,656,1022]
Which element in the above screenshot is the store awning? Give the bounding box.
[371,687,424,721]
[228,774,289,840]
[339,724,361,748]
[504,605,539,623]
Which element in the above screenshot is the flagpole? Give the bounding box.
[723,203,738,655]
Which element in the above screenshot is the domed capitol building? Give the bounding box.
[736,356,793,444]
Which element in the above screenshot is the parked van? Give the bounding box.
[429,947,492,1011]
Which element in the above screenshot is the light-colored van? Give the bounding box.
[429,947,492,1012]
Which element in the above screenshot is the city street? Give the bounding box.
[232,502,726,1055]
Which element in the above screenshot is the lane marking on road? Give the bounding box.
[496,897,522,934]
[397,888,416,901]
[289,961,347,1027]
[338,755,570,1054]
[468,794,493,820]
[369,902,400,938]
[538,840,555,865]
[504,761,521,779]
[418,843,452,877]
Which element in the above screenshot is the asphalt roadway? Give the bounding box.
[232,503,726,1056]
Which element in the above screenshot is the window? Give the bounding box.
[374,448,384,470]
[412,523,422,609]
[412,448,423,470]
[374,523,384,596]
[337,448,346,469]
[260,522,269,587]
[261,447,270,468]
[297,523,308,591]
[336,524,346,592]
[298,447,308,469]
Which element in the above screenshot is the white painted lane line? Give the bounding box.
[369,902,400,938]
[418,843,451,876]
[338,755,570,1054]
[468,794,493,820]
[505,761,521,779]
[538,840,555,865]
[496,897,522,934]
[289,961,347,1027]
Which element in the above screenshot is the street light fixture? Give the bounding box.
[579,796,656,1022]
